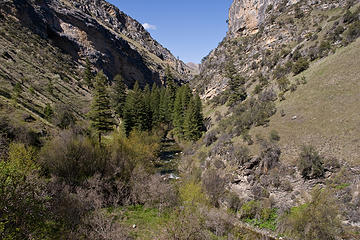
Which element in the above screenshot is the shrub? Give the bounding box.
[0,144,57,239]
[289,83,297,92]
[53,104,76,129]
[277,77,290,91]
[292,57,309,75]
[318,40,331,57]
[253,84,263,94]
[259,141,281,174]
[130,165,178,208]
[269,130,280,142]
[343,9,357,23]
[345,20,360,42]
[43,103,53,120]
[204,130,218,147]
[259,88,277,102]
[202,169,226,207]
[240,200,260,219]
[39,131,108,185]
[279,187,343,240]
[226,192,243,213]
[297,145,324,179]
[179,181,208,207]
[232,146,250,166]
[294,6,304,19]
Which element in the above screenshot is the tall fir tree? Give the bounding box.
[226,61,247,106]
[150,83,161,126]
[159,87,171,124]
[83,58,94,88]
[183,94,204,141]
[165,65,177,112]
[143,84,153,130]
[172,85,192,137]
[111,74,127,118]
[123,81,149,135]
[89,71,115,143]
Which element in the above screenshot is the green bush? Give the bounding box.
[277,77,290,92]
[0,143,58,239]
[279,187,342,240]
[292,58,309,75]
[39,131,108,185]
[297,145,324,179]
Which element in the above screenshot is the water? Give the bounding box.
[155,138,182,179]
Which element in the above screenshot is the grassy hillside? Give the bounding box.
[250,38,360,165]
[0,16,91,132]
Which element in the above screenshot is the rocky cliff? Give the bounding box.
[1,0,191,87]
[194,0,356,99]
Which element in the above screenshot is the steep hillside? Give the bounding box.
[0,0,192,132]
[194,0,360,99]
[185,0,360,237]
[250,38,360,165]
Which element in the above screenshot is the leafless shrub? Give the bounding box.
[202,169,226,207]
[204,130,218,147]
[78,210,130,240]
[259,88,277,102]
[204,208,234,237]
[258,141,281,174]
[130,165,178,209]
[161,207,210,240]
[233,145,251,166]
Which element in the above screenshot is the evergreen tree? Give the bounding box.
[150,83,161,126]
[143,84,153,130]
[111,74,127,118]
[159,87,171,124]
[165,65,177,111]
[123,81,148,135]
[183,94,204,141]
[172,85,192,137]
[226,61,247,106]
[83,58,94,88]
[89,71,115,143]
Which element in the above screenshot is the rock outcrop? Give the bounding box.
[193,0,355,99]
[1,0,191,87]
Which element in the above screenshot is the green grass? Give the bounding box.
[115,205,170,239]
[334,183,350,190]
[244,209,278,231]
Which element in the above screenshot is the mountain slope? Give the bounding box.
[1,0,191,85]
[194,0,359,99]
[250,37,360,165]
[0,0,192,132]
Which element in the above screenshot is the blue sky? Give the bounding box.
[107,0,233,63]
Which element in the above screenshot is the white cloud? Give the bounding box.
[142,23,157,30]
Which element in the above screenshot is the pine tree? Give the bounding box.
[111,74,127,118]
[159,87,171,124]
[89,71,115,143]
[83,58,94,88]
[173,87,184,136]
[150,83,161,126]
[143,84,153,130]
[183,94,204,141]
[172,85,192,137]
[165,65,177,111]
[226,61,247,106]
[123,81,148,135]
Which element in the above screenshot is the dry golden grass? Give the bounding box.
[250,38,360,165]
